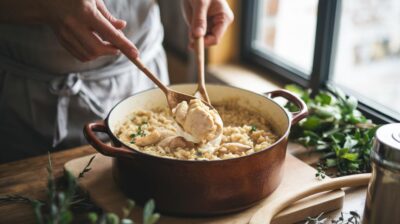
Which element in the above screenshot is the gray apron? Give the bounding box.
[0,0,169,162]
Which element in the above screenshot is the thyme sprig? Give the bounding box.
[78,155,96,178]
[305,211,361,224]
[1,152,160,224]
[305,212,326,224]
[0,195,44,204]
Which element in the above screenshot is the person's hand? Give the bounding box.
[182,0,234,47]
[39,0,138,62]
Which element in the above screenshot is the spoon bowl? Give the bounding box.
[126,55,214,110]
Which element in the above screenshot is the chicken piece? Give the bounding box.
[173,99,223,143]
[158,136,195,149]
[173,101,188,125]
[135,129,175,146]
[221,142,252,154]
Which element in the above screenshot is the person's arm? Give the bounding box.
[0,0,139,62]
[182,0,234,47]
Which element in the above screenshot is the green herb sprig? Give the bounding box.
[285,85,378,176]
[88,198,160,224]
[1,152,160,224]
[305,212,326,224]
[78,155,96,178]
[130,122,148,144]
[305,211,361,224]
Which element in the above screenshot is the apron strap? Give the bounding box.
[49,73,106,146]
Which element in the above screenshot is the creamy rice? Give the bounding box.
[115,102,278,160]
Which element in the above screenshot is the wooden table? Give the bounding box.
[0,145,367,224]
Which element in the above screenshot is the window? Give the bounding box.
[242,0,400,123]
[332,0,400,120]
[252,0,318,73]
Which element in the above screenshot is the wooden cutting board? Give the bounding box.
[65,153,344,224]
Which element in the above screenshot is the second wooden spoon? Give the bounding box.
[193,37,211,104]
[126,55,213,110]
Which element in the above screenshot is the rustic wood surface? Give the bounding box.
[0,144,368,224]
[64,153,344,224]
[0,146,95,224]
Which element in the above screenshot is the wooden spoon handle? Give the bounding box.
[194,37,210,104]
[250,173,371,224]
[126,55,169,94]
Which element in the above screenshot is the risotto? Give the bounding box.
[115,101,278,160]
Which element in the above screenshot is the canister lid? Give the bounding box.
[372,123,400,170]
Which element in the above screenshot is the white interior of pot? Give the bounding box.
[107,84,290,138]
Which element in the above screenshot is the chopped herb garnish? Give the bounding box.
[130,122,147,144]
[250,125,257,133]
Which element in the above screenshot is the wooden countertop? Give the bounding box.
[0,145,367,223]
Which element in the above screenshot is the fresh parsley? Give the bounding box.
[130,122,148,144]
[250,125,257,133]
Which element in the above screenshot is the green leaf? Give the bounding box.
[148,213,160,224]
[300,116,321,130]
[285,84,305,96]
[88,212,98,224]
[328,85,346,102]
[348,162,360,170]
[32,200,44,224]
[326,159,337,167]
[342,152,359,161]
[123,199,135,218]
[314,105,341,119]
[143,199,159,224]
[106,213,120,224]
[345,96,358,111]
[121,219,134,224]
[315,92,332,105]
[343,136,358,149]
[60,211,73,224]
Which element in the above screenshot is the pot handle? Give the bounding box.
[264,89,308,125]
[83,120,135,158]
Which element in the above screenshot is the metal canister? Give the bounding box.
[363,123,400,224]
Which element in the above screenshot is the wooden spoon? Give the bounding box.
[250,173,371,224]
[126,55,213,109]
[193,37,211,104]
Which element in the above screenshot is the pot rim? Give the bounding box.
[104,83,292,163]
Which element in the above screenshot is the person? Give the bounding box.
[0,0,234,163]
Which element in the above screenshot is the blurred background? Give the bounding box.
[159,0,400,123]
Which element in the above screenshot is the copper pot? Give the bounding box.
[84,84,308,215]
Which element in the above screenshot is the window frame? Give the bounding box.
[241,0,399,124]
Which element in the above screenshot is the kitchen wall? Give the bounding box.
[159,0,193,84]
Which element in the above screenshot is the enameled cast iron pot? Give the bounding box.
[84,84,308,216]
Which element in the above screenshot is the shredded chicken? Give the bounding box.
[172,99,223,144]
[221,142,252,153]
[158,136,195,149]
